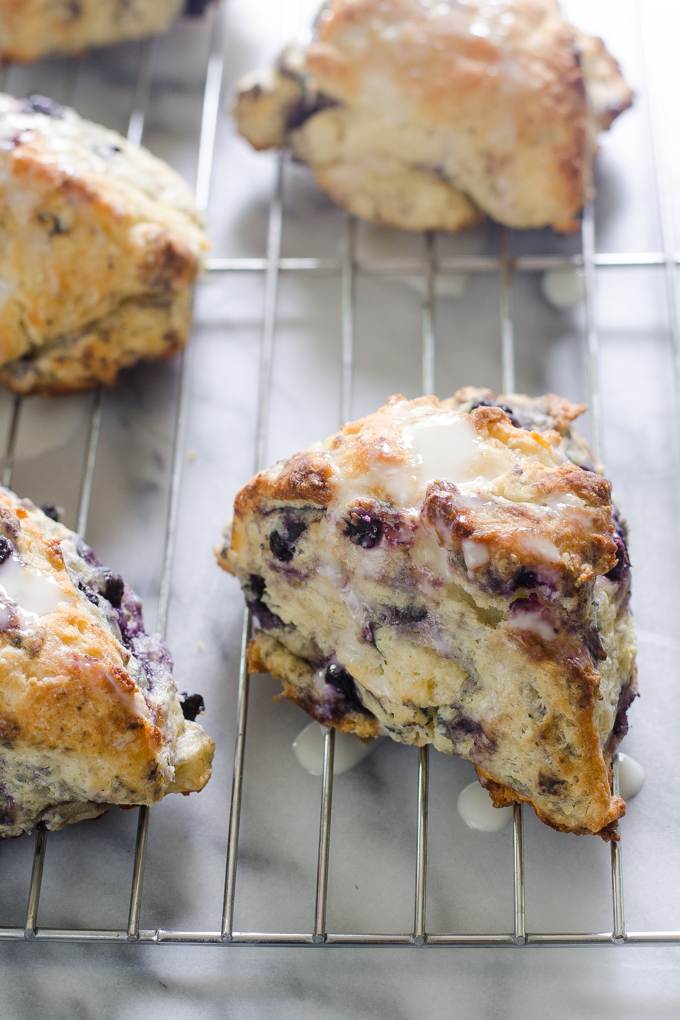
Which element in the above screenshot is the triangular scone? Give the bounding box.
[0,95,209,395]
[0,0,183,63]
[0,489,214,838]
[234,0,632,233]
[217,389,637,839]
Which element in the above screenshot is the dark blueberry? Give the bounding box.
[325,662,365,712]
[611,505,628,541]
[446,714,496,757]
[269,518,308,562]
[604,679,638,757]
[0,787,16,827]
[0,537,11,565]
[245,574,285,630]
[184,0,211,14]
[605,533,630,583]
[103,572,125,608]
[537,773,568,796]
[388,605,427,626]
[76,537,102,568]
[39,502,60,522]
[78,580,99,606]
[469,398,521,429]
[514,567,538,590]
[284,92,340,132]
[36,212,69,236]
[22,96,63,118]
[270,530,294,562]
[345,511,382,549]
[180,693,205,721]
[286,520,307,543]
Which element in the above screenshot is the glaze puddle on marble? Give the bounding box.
[293,721,380,776]
[457,781,513,832]
[541,267,585,308]
[617,752,645,802]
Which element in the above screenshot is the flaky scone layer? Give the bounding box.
[0,489,214,838]
[0,95,209,395]
[234,0,632,233]
[0,0,183,63]
[218,388,637,839]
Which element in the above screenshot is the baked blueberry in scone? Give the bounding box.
[217,388,637,839]
[0,95,209,395]
[233,0,632,233]
[0,0,185,63]
[0,487,214,838]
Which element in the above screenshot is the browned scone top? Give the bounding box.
[218,388,637,839]
[0,488,214,838]
[0,95,209,395]
[0,0,184,63]
[234,0,632,232]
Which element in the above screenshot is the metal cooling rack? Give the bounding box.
[0,0,678,948]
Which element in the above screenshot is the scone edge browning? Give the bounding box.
[218,387,636,839]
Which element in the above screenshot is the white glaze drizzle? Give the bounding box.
[338,411,518,512]
[403,414,481,495]
[0,555,67,621]
[461,537,489,573]
[292,721,379,776]
[457,781,513,832]
[506,609,557,642]
[517,532,562,563]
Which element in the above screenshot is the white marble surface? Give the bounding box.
[2,0,680,1015]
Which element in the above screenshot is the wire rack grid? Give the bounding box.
[0,0,678,949]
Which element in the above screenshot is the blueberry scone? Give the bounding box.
[0,489,214,838]
[0,0,185,63]
[217,389,636,838]
[234,0,632,233]
[0,95,209,395]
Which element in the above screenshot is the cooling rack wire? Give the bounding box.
[0,0,678,948]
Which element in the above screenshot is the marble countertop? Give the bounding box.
[2,0,680,1015]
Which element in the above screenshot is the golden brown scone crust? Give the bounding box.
[234,0,632,232]
[0,95,209,395]
[218,388,637,838]
[0,488,214,837]
[0,0,183,63]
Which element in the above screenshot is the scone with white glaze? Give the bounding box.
[217,388,636,839]
[0,488,214,838]
[234,0,632,232]
[0,95,209,395]
[0,0,184,63]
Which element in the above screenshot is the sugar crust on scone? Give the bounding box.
[0,95,209,395]
[0,0,183,63]
[0,489,214,838]
[233,0,632,233]
[218,388,636,839]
